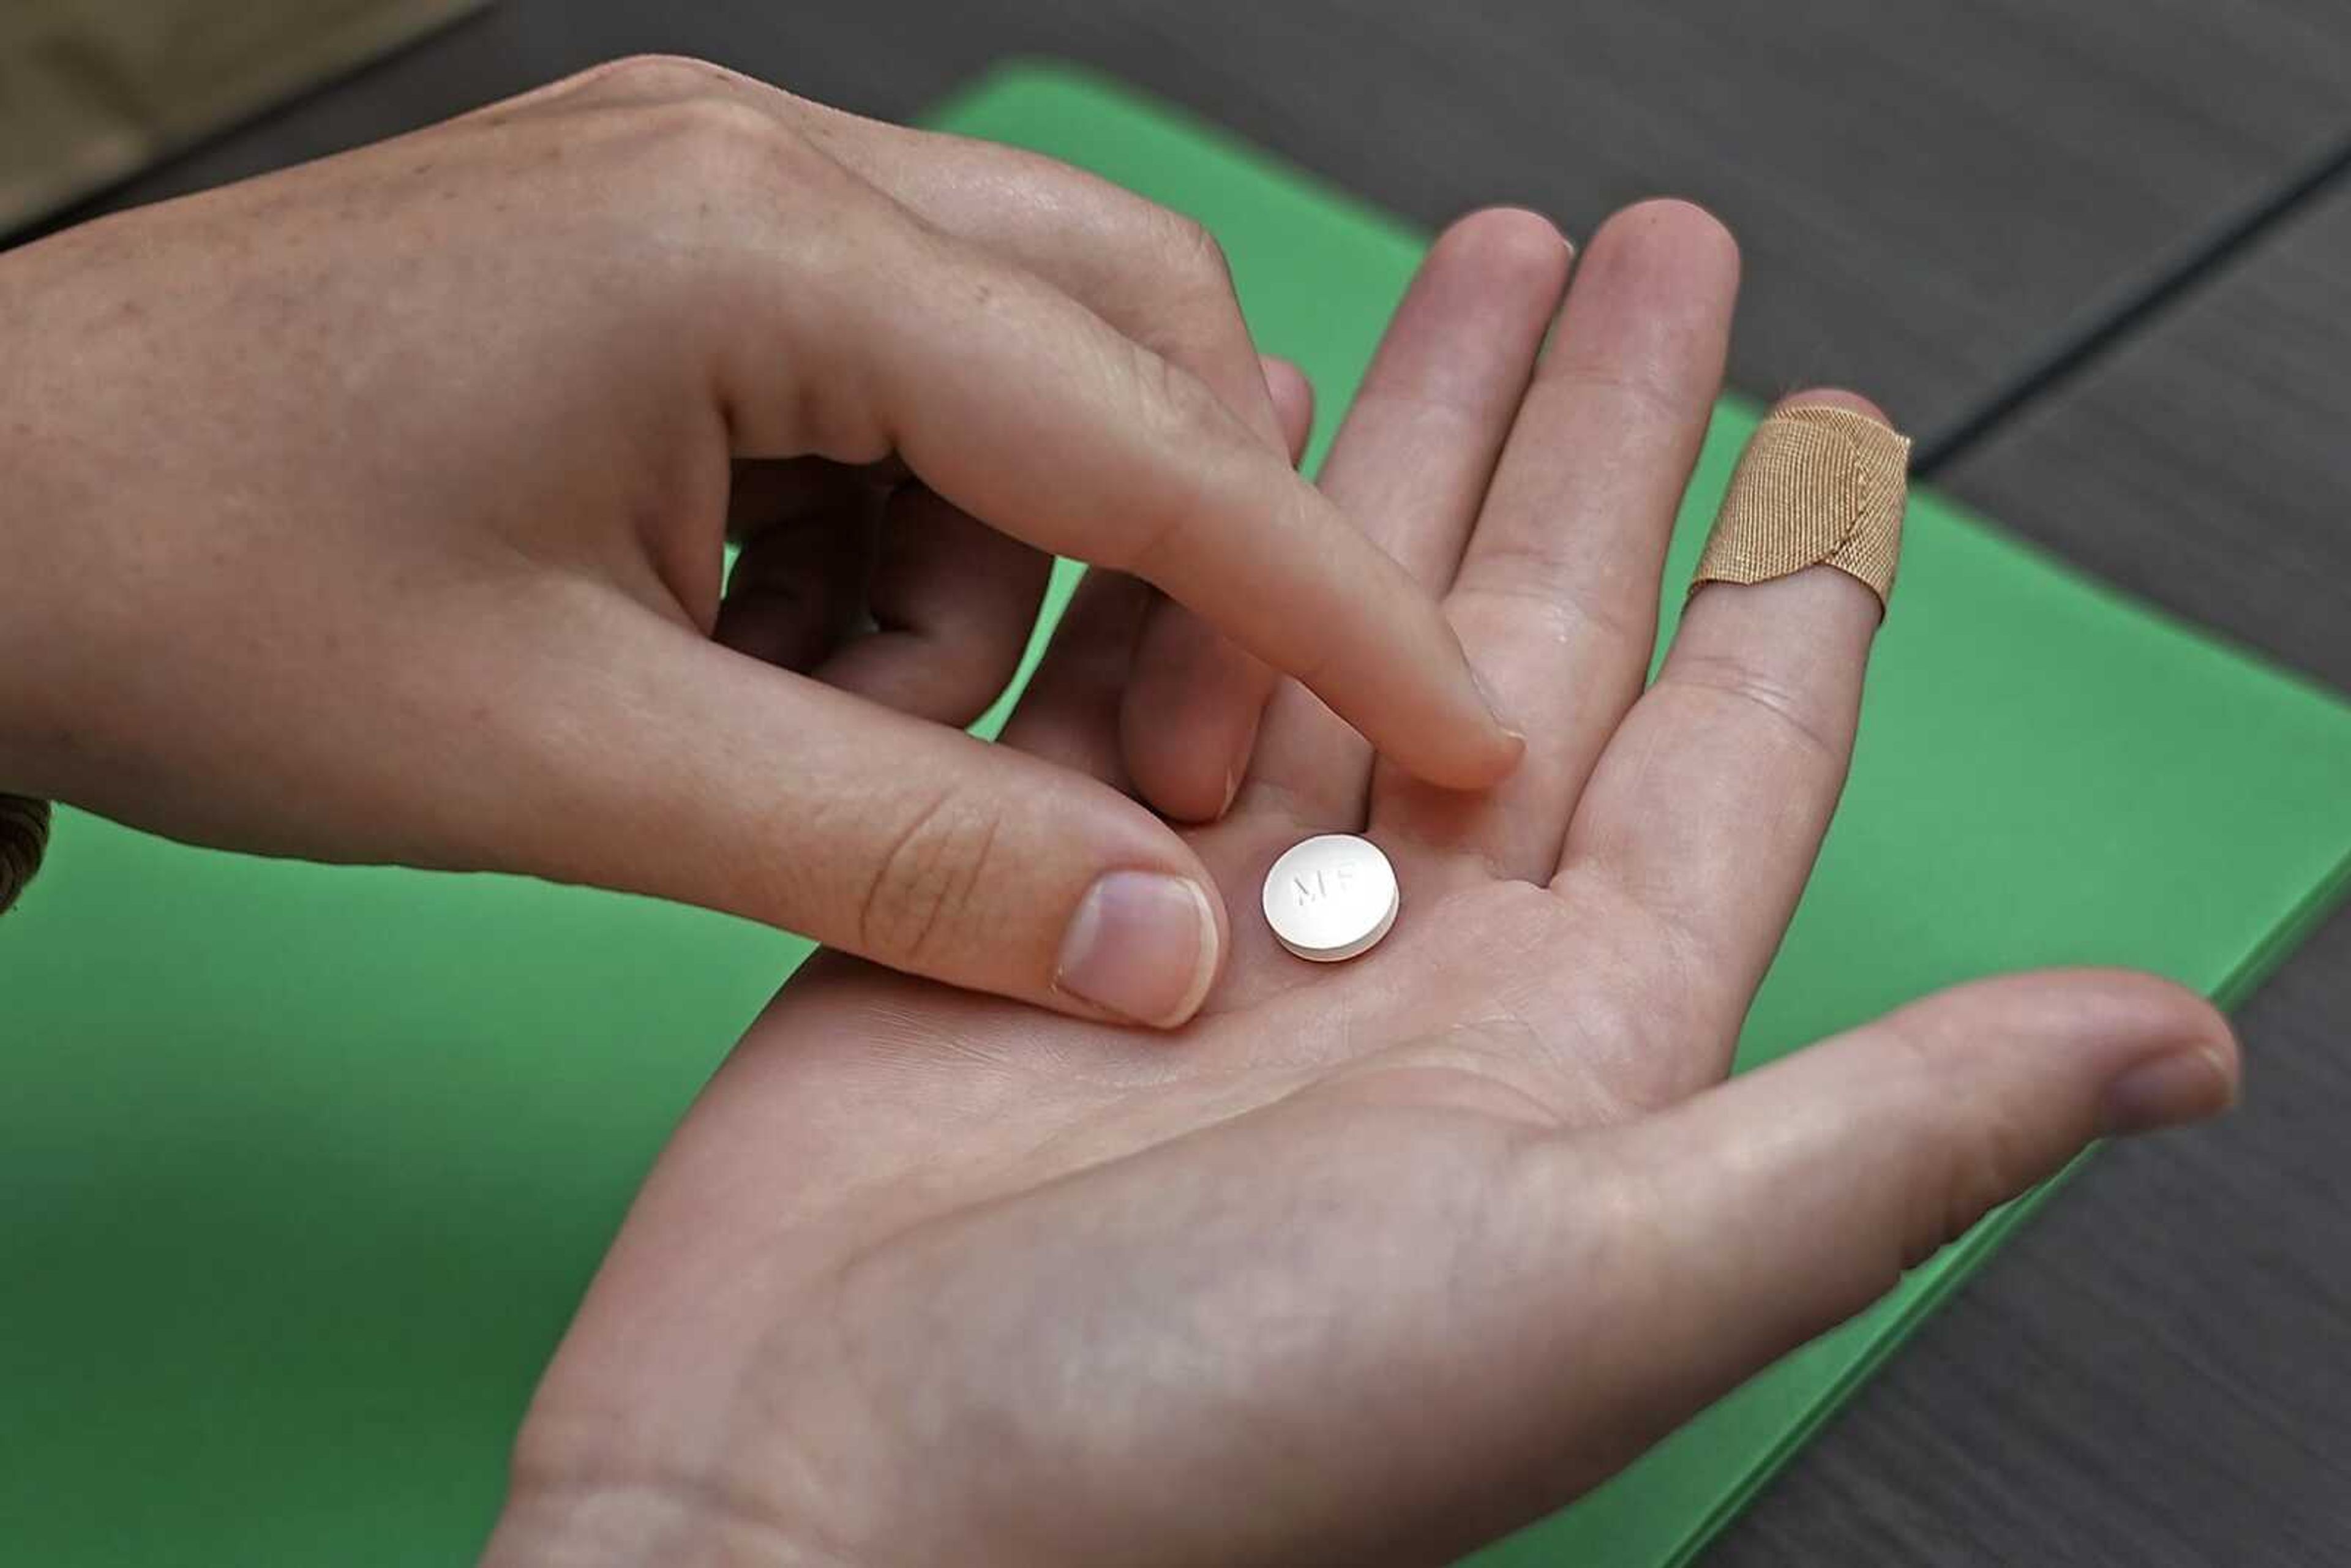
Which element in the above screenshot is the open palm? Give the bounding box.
[486,204,2235,1568]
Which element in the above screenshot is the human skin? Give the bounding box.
[0,56,1518,1029]
[476,202,2240,1567]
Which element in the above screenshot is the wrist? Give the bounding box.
[0,550,82,802]
[0,508,66,806]
[0,291,66,909]
[0,246,112,802]
[0,462,63,910]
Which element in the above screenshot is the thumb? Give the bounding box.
[486,605,1226,1028]
[1559,969,2237,1461]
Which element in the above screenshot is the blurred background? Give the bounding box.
[6,3,2349,1562]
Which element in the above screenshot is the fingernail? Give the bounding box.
[2101,1046,2238,1136]
[1470,664,1515,732]
[1467,667,1528,771]
[1056,871,1219,1028]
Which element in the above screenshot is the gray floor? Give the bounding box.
[39,3,2351,1562]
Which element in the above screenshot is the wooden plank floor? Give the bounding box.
[1945,190,2351,695]
[1719,187,2351,1568]
[25,3,2351,1562]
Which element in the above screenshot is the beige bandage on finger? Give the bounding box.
[0,795,48,916]
[1692,404,1912,609]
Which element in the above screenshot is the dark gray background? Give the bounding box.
[32,4,2351,1562]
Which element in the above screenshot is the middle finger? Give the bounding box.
[1370,200,1739,887]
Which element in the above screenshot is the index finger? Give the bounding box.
[722,184,1523,793]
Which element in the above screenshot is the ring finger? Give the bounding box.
[1556,389,1901,1100]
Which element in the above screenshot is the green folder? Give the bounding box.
[6,61,2350,1568]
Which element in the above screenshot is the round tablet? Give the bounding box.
[1261,834,1400,962]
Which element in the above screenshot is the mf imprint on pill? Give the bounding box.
[1261,834,1399,962]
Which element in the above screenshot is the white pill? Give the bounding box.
[1261,834,1400,962]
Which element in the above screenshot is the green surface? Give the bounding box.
[6,60,2351,1568]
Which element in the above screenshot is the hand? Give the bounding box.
[480,204,2240,1567]
[0,56,1516,1026]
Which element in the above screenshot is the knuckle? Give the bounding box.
[1106,349,1232,575]
[1449,563,1646,651]
[585,53,739,99]
[637,94,798,182]
[1129,337,1229,440]
[562,68,820,211]
[1103,208,1245,362]
[1879,1019,2034,1269]
[1916,1106,2036,1269]
[1151,212,1250,358]
[1159,211,1234,294]
[857,792,1006,967]
[1545,355,1692,426]
[1661,651,1845,767]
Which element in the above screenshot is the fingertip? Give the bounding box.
[1963,966,2232,1057]
[1360,651,1529,793]
[1122,677,1261,823]
[1025,761,1231,1029]
[1371,624,1529,794]
[1052,860,1227,1030]
[1474,720,1531,787]
[1259,353,1316,462]
[1401,209,1574,372]
[1397,718,1527,795]
[1119,585,1278,823]
[1123,700,1260,822]
[1899,967,2241,1135]
[1576,198,1741,307]
[2058,967,2242,1120]
[1777,386,1894,429]
[1589,196,1739,270]
[1435,204,1577,287]
[2101,1041,2240,1136]
[1451,664,1531,790]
